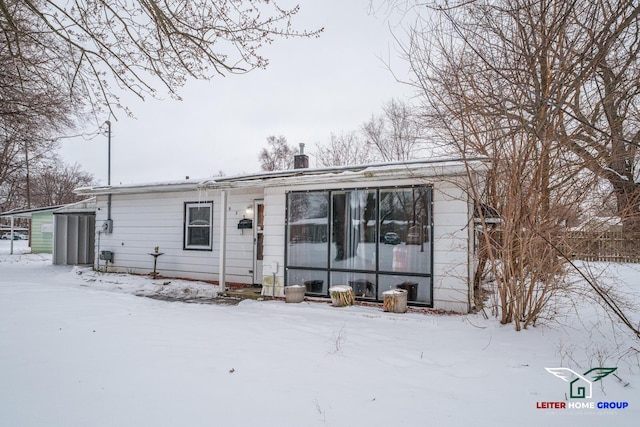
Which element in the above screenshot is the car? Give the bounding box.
[406,226,427,245]
[1,233,20,240]
[406,232,420,244]
[381,232,401,245]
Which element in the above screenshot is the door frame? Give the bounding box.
[252,200,264,285]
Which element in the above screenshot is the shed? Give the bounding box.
[76,157,489,313]
[53,198,97,265]
[0,205,63,254]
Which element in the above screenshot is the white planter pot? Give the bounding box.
[284,285,306,303]
[382,289,408,313]
[329,285,355,307]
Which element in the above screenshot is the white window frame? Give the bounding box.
[184,201,213,250]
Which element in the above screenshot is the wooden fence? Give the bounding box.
[564,231,640,263]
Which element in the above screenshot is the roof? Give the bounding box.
[53,198,96,215]
[76,156,491,196]
[0,205,64,218]
[212,156,489,183]
[473,203,501,223]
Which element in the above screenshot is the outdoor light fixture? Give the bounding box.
[245,205,254,219]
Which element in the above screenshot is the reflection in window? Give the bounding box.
[286,192,329,268]
[286,186,432,305]
[379,188,430,274]
[287,269,327,295]
[331,190,377,271]
[377,274,431,303]
[331,271,376,299]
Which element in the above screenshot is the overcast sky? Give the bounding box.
[59,1,415,185]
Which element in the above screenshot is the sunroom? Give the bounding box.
[286,186,433,305]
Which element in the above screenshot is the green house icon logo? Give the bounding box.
[545,367,617,398]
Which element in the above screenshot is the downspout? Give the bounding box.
[52,214,57,264]
[9,215,14,255]
[218,190,227,292]
[96,230,102,271]
[468,185,475,312]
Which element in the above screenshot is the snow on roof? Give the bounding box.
[75,178,200,195]
[211,156,489,184]
[0,204,65,218]
[75,156,490,196]
[53,198,97,215]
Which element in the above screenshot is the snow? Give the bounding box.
[0,241,638,426]
[329,285,352,293]
[383,289,405,295]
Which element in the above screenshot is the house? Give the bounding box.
[76,157,489,313]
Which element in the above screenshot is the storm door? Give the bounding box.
[253,201,265,284]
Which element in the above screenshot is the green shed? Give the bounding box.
[0,205,63,254]
[30,210,55,253]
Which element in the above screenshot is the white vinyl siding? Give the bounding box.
[94,188,262,284]
[431,180,473,313]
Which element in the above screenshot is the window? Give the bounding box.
[285,186,433,305]
[378,188,430,275]
[286,192,329,269]
[184,202,213,250]
[331,190,377,271]
[286,192,329,295]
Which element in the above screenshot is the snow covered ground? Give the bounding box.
[0,241,638,426]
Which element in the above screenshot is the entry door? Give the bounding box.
[253,201,265,285]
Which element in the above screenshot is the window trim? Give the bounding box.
[183,201,213,251]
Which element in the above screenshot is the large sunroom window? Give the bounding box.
[286,186,432,305]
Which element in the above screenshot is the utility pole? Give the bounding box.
[105,120,113,231]
[105,120,111,186]
[24,141,30,209]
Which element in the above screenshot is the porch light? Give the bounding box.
[245,205,254,219]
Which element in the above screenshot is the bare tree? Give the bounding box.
[1,0,319,211]
[259,136,297,171]
[0,149,94,212]
[29,159,95,207]
[0,0,321,120]
[390,0,640,329]
[404,0,640,229]
[0,126,58,211]
[362,98,423,161]
[1,3,79,208]
[313,131,375,167]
